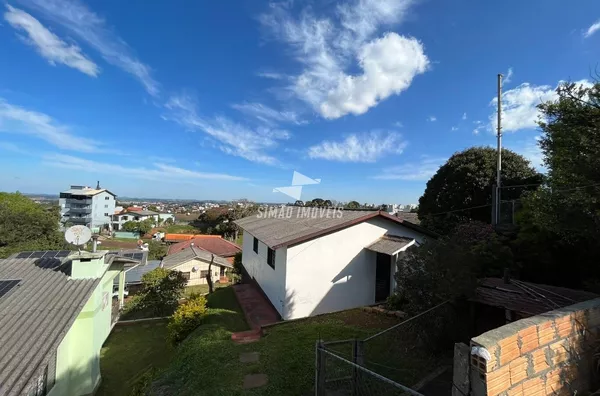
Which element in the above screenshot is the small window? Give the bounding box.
[267,248,275,269]
[253,237,258,253]
[104,204,108,208]
[123,216,128,220]
[200,270,209,278]
[104,213,109,216]
[181,272,191,280]
[105,196,110,200]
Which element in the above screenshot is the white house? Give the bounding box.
[111,210,175,231]
[235,207,435,320]
[161,246,232,285]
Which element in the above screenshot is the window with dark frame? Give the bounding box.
[267,248,275,269]
[181,272,191,280]
[253,237,258,253]
[200,270,209,278]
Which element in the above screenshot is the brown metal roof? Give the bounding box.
[0,257,99,396]
[235,207,436,249]
[161,246,232,269]
[472,278,598,317]
[365,235,414,255]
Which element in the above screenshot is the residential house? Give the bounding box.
[161,246,233,285]
[235,207,436,320]
[111,210,175,231]
[59,184,116,233]
[112,260,161,295]
[0,249,138,396]
[166,235,241,264]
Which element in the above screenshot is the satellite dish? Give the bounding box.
[192,266,198,272]
[65,225,92,247]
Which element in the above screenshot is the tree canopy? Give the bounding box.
[0,192,66,258]
[418,147,542,234]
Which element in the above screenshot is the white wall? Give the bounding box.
[284,217,425,319]
[241,230,287,316]
[91,191,115,230]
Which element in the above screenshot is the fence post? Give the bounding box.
[352,339,365,395]
[315,340,326,396]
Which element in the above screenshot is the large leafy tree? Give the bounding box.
[418,147,541,234]
[515,81,600,288]
[0,192,66,258]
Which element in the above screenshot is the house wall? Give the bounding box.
[467,298,600,396]
[241,230,287,317]
[170,258,223,286]
[48,264,121,396]
[91,191,115,231]
[284,217,426,320]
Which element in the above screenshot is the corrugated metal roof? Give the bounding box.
[0,257,99,396]
[161,247,232,269]
[366,235,414,255]
[472,278,598,316]
[235,207,433,249]
[167,236,241,256]
[61,188,115,197]
[114,260,161,285]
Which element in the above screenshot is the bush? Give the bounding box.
[168,294,208,344]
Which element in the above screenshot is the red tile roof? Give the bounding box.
[164,234,198,242]
[167,235,241,257]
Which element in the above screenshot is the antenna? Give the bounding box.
[65,225,92,253]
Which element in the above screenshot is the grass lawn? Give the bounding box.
[150,300,433,396]
[97,321,174,396]
[182,282,229,297]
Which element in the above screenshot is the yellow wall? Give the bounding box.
[170,258,222,286]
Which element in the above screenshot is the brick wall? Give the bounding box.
[468,298,600,396]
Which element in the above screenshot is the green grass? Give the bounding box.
[150,305,423,396]
[97,321,174,396]
[182,283,229,298]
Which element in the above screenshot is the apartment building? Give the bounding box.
[59,183,116,232]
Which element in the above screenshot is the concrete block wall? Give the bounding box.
[469,298,600,396]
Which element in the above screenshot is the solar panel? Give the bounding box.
[15,252,32,258]
[42,251,56,258]
[133,253,144,260]
[55,251,71,258]
[35,259,62,270]
[123,253,134,258]
[0,279,21,299]
[29,251,45,258]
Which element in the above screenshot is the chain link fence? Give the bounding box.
[315,302,466,395]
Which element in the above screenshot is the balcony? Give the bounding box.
[69,216,91,224]
[67,206,92,214]
[65,198,92,205]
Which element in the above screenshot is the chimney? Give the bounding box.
[91,234,99,253]
[96,180,101,189]
[70,251,107,279]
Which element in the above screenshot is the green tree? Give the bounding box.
[138,218,155,235]
[514,81,600,289]
[147,240,167,260]
[418,147,541,234]
[122,221,139,232]
[294,200,304,206]
[0,192,66,258]
[139,268,188,316]
[345,200,361,209]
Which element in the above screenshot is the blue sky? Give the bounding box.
[0,0,598,203]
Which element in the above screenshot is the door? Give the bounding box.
[375,252,391,302]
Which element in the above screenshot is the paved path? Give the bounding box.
[233,283,280,328]
[240,351,268,389]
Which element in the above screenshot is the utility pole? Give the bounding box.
[495,73,503,225]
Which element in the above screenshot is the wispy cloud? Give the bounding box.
[4,5,99,76]
[462,112,467,120]
[259,0,428,119]
[0,98,107,152]
[373,156,445,181]
[584,19,600,38]
[256,71,287,80]
[473,120,484,135]
[393,121,403,128]
[308,131,406,162]
[232,102,305,126]
[45,153,248,181]
[165,94,290,165]
[451,126,458,131]
[20,0,159,95]
[489,80,591,133]
[513,136,545,172]
[428,115,437,122]
[0,141,30,154]
[504,67,514,84]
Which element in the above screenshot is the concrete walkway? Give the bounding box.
[233,283,280,328]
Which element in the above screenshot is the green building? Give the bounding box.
[0,250,139,396]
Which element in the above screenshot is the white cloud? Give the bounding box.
[473,120,484,135]
[45,154,247,181]
[428,115,437,122]
[514,136,545,172]
[393,121,403,128]
[165,94,289,165]
[0,98,106,152]
[584,19,600,38]
[4,5,99,76]
[489,80,592,133]
[451,126,458,131]
[20,0,159,95]
[462,112,467,120]
[0,141,29,154]
[260,0,428,119]
[373,156,445,181]
[256,71,287,80]
[307,131,406,162]
[504,67,513,84]
[232,102,305,126]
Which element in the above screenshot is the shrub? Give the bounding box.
[129,366,157,396]
[168,294,208,344]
